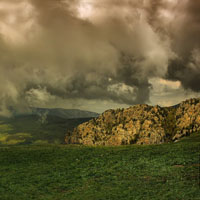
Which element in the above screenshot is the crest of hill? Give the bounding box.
[65,98,200,146]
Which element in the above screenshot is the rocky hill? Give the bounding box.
[65,98,200,146]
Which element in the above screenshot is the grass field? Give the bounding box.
[0,133,200,200]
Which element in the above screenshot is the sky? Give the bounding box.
[0,0,200,115]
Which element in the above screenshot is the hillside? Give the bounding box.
[0,133,200,200]
[66,98,200,145]
[0,108,99,145]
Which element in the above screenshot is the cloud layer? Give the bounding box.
[0,0,199,115]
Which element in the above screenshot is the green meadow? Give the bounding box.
[0,133,199,200]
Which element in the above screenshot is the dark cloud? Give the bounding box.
[166,0,200,91]
[167,49,200,92]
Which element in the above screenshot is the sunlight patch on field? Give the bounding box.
[0,133,32,145]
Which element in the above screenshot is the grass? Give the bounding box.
[0,133,200,200]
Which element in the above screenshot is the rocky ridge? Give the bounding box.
[65,98,200,146]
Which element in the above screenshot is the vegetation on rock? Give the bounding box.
[66,98,200,145]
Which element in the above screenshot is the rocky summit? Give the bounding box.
[65,98,200,146]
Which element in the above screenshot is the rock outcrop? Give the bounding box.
[65,98,200,146]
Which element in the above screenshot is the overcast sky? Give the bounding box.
[0,0,200,115]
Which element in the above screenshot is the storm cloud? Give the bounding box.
[0,0,199,115]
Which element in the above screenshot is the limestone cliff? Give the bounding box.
[65,98,200,146]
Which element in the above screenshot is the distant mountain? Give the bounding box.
[31,108,99,119]
[66,98,200,146]
[10,107,99,119]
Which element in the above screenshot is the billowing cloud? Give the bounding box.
[0,0,199,116]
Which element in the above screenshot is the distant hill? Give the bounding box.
[0,108,99,145]
[66,98,200,146]
[11,107,99,119]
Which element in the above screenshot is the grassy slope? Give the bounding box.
[0,133,199,200]
[0,115,92,145]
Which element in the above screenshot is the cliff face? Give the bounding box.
[65,98,200,146]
